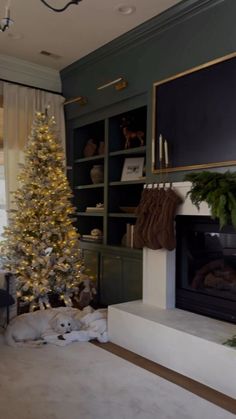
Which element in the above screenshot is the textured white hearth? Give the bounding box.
[108,182,236,398]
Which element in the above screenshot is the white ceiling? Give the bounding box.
[0,0,183,70]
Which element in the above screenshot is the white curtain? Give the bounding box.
[3,82,65,210]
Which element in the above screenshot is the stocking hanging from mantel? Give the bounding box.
[134,186,182,251]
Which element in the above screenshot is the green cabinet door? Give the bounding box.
[123,256,142,301]
[100,253,123,306]
[82,249,99,285]
[100,251,142,306]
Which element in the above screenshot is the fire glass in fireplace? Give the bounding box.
[176,215,236,323]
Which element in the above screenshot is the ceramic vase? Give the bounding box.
[83,139,97,157]
[90,165,104,184]
[98,141,105,155]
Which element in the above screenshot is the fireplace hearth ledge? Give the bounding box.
[108,301,236,398]
[108,182,236,398]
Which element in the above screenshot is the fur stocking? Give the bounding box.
[146,187,165,249]
[157,188,182,250]
[134,188,154,248]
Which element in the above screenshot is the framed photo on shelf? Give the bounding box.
[121,157,144,181]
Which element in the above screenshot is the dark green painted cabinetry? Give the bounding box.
[82,249,99,282]
[62,0,236,304]
[100,251,142,306]
[100,253,123,305]
[122,256,142,301]
[62,0,235,184]
[70,103,146,305]
[80,242,142,306]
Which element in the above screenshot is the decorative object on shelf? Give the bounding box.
[91,228,103,237]
[185,171,236,229]
[40,0,82,12]
[80,229,103,243]
[120,206,137,214]
[80,236,103,243]
[121,157,144,181]
[120,117,144,149]
[83,139,97,157]
[86,203,104,212]
[97,77,128,91]
[126,223,134,247]
[98,141,105,155]
[122,224,139,248]
[90,164,104,184]
[95,203,104,208]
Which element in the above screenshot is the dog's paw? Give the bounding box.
[58,335,66,341]
[97,332,109,343]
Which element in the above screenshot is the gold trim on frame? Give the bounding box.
[152,52,236,174]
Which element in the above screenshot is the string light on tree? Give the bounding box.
[0,111,84,310]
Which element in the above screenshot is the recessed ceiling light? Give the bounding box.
[114,4,136,15]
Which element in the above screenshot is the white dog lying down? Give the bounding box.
[44,310,108,346]
[5,306,108,347]
[5,308,77,347]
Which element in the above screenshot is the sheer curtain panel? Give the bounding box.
[3,82,65,210]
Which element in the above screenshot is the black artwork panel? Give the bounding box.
[155,55,236,170]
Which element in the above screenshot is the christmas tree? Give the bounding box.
[0,111,83,310]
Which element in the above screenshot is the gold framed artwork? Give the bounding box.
[152,52,236,173]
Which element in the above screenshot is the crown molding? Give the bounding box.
[0,54,61,93]
[61,0,224,79]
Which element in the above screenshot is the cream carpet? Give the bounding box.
[0,334,234,419]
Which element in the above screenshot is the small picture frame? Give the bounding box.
[121,157,144,181]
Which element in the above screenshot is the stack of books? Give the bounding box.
[80,234,103,243]
[85,205,104,213]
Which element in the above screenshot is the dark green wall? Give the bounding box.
[61,0,236,181]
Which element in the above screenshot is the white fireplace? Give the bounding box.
[108,182,236,399]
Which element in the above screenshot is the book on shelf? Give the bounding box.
[80,234,103,243]
[85,206,104,212]
[126,223,135,248]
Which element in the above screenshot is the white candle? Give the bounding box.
[164,139,169,167]
[159,134,163,161]
[5,0,11,18]
[5,9,9,19]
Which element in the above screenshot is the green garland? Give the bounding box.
[184,171,236,229]
[223,335,236,347]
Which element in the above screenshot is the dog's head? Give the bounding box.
[50,313,74,334]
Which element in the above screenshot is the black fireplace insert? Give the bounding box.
[176,215,236,323]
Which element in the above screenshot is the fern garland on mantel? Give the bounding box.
[184,171,236,229]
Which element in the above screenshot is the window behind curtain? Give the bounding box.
[0,98,7,239]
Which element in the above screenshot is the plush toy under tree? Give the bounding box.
[0,111,84,310]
